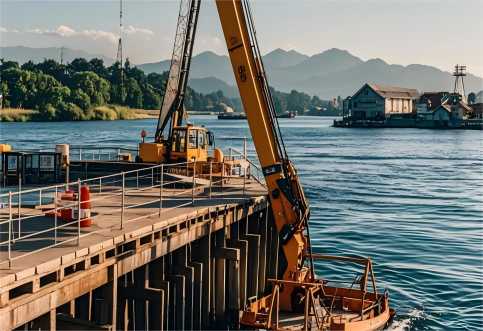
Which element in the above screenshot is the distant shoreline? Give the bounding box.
[0,106,160,122]
[1,108,340,123]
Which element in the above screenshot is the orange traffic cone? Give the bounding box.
[79,185,93,227]
[59,190,74,222]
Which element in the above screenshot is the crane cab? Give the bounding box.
[138,125,214,164]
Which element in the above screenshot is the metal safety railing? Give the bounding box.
[0,155,265,268]
[69,145,139,161]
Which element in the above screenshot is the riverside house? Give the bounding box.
[350,83,419,120]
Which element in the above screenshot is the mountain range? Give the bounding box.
[138,48,483,99]
[2,46,482,99]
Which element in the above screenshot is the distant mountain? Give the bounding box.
[188,77,239,98]
[140,48,483,99]
[138,48,483,99]
[271,48,363,83]
[263,48,309,69]
[139,51,235,84]
[293,59,483,98]
[0,46,115,65]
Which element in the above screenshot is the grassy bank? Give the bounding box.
[0,108,36,122]
[0,106,160,122]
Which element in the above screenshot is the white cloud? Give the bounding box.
[123,25,154,37]
[2,25,154,44]
[27,25,117,44]
[53,25,76,37]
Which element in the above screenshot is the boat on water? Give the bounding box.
[277,111,297,118]
[241,254,395,330]
[217,112,247,120]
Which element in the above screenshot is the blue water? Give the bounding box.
[1,116,482,330]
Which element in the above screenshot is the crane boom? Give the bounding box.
[139,1,394,327]
[155,0,200,141]
[215,0,311,312]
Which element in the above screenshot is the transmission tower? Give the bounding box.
[116,0,124,103]
[453,64,467,102]
[60,46,65,65]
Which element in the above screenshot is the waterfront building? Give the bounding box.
[469,103,483,119]
[418,92,450,111]
[431,104,451,122]
[349,83,419,120]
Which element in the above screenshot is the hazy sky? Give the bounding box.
[1,0,482,76]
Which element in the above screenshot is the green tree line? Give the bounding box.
[0,57,335,121]
[270,88,334,114]
[0,58,240,121]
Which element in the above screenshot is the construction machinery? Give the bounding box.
[141,0,394,328]
[214,1,394,329]
[138,0,217,164]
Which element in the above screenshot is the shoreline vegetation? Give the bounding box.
[0,57,242,122]
[0,57,340,122]
[0,105,160,122]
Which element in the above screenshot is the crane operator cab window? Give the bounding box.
[188,130,197,149]
[171,129,186,153]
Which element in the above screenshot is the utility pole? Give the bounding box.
[60,46,65,65]
[453,64,467,103]
[116,0,124,103]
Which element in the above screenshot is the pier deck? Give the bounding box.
[0,162,273,330]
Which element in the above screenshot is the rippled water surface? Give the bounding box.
[1,116,482,330]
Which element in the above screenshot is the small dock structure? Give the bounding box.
[0,150,278,330]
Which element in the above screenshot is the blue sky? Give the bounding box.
[1,0,482,76]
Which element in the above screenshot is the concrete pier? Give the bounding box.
[0,165,275,330]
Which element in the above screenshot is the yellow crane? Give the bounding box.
[138,0,216,164]
[215,1,394,329]
[141,0,394,328]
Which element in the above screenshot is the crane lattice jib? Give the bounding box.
[155,0,200,141]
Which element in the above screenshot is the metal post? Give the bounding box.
[243,137,247,161]
[77,179,81,245]
[159,165,163,216]
[8,191,12,268]
[54,186,58,244]
[136,171,139,189]
[99,177,102,193]
[151,168,154,188]
[221,160,224,192]
[243,168,246,197]
[79,148,82,161]
[209,162,213,199]
[121,172,125,229]
[66,165,70,190]
[17,174,21,239]
[192,162,196,205]
[39,188,42,207]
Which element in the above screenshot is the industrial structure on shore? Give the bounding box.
[336,65,483,129]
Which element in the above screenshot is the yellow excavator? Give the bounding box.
[142,0,394,329]
[138,0,215,164]
[217,1,394,329]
